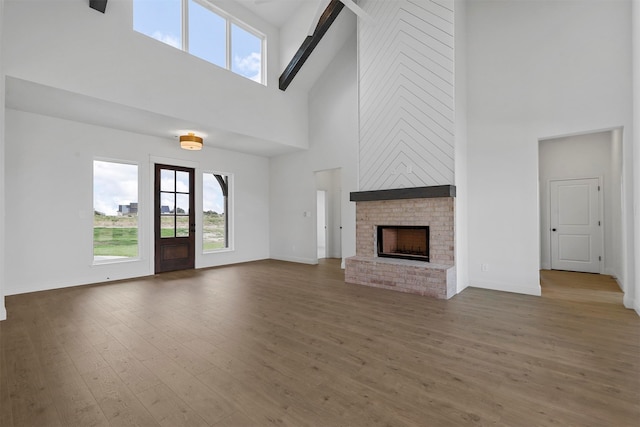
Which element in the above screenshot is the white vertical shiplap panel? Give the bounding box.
[359,0,455,191]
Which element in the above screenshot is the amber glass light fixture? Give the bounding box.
[180,133,203,150]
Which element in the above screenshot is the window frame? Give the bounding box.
[92,158,141,265]
[135,0,266,84]
[202,171,233,254]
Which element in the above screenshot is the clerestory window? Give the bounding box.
[133,0,265,84]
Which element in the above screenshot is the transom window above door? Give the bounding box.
[133,0,265,84]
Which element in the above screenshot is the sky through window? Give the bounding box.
[133,0,264,84]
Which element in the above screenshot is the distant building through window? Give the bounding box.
[93,160,139,262]
[133,0,264,84]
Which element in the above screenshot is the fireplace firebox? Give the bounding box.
[377,226,429,262]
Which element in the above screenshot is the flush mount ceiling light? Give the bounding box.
[180,133,203,150]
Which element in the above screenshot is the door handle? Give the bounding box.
[552,228,557,232]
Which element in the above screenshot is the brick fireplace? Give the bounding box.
[345,186,456,299]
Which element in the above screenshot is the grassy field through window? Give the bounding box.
[93,214,138,258]
[94,212,226,256]
[203,211,226,251]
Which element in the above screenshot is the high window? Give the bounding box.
[93,160,139,262]
[203,172,230,251]
[133,0,265,84]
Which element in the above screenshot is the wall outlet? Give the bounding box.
[481,263,489,272]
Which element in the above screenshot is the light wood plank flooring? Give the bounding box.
[1,260,638,426]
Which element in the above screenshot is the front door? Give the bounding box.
[155,164,195,273]
[550,178,602,273]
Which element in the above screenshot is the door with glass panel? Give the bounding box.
[155,164,195,273]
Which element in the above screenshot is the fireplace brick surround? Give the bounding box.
[345,186,456,299]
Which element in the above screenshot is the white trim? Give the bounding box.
[150,157,200,273]
[92,158,142,265]
[5,272,152,297]
[134,0,266,85]
[202,170,233,253]
[150,155,199,169]
[539,126,624,142]
[623,292,640,316]
[92,257,141,266]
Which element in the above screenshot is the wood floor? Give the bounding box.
[1,260,638,426]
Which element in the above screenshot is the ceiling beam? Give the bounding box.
[278,0,344,91]
[89,0,108,14]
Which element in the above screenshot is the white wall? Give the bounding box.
[539,131,622,279]
[280,0,319,73]
[270,33,358,265]
[467,0,633,296]
[2,0,307,150]
[0,0,6,320]
[4,109,270,295]
[454,0,468,293]
[632,0,640,314]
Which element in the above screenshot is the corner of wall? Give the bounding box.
[623,292,639,315]
[471,279,542,297]
[632,0,640,317]
[0,0,6,321]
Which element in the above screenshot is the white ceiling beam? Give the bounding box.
[340,0,374,24]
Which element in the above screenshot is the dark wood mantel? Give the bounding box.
[350,185,456,202]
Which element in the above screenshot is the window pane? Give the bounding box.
[176,193,190,215]
[161,169,175,192]
[93,161,139,260]
[176,216,189,237]
[161,216,175,238]
[203,173,228,251]
[176,171,190,193]
[133,0,182,49]
[160,192,175,214]
[231,23,262,83]
[188,0,226,68]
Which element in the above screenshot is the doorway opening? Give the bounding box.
[315,168,342,261]
[317,190,327,258]
[538,129,623,278]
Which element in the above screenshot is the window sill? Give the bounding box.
[92,256,141,266]
[203,248,234,255]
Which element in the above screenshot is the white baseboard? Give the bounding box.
[270,255,318,265]
[6,272,151,296]
[470,279,541,297]
[623,294,640,316]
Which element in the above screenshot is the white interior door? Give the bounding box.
[550,178,602,273]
